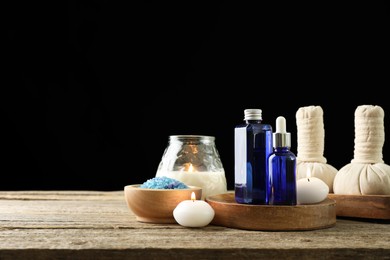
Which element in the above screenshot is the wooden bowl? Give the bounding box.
[124,184,202,224]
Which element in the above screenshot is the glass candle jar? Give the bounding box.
[156,135,227,199]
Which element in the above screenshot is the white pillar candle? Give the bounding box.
[297,168,329,204]
[173,192,215,227]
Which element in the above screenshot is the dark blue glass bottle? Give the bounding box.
[235,109,273,204]
[268,116,297,205]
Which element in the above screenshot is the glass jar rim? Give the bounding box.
[169,135,215,142]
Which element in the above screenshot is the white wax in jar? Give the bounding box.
[297,176,329,204]
[156,171,227,200]
[173,192,215,227]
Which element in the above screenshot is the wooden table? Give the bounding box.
[0,191,389,259]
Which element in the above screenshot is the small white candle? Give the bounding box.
[297,168,329,204]
[173,192,215,227]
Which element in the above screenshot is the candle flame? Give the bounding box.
[183,163,195,172]
[306,167,311,179]
[191,191,196,201]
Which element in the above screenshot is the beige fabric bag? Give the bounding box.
[333,105,390,195]
[296,105,337,192]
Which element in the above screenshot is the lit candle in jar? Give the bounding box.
[297,168,329,204]
[173,192,215,227]
[156,135,227,200]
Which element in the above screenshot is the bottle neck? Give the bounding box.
[245,119,262,124]
[274,147,290,152]
[273,132,291,148]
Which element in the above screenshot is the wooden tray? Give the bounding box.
[205,192,336,231]
[328,193,390,220]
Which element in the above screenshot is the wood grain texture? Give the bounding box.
[328,193,390,219]
[0,190,389,259]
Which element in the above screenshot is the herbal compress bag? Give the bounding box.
[296,105,337,192]
[333,105,390,195]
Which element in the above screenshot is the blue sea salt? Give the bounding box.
[140,176,189,189]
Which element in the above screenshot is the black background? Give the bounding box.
[3,2,389,190]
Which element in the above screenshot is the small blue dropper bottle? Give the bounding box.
[268,116,297,205]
